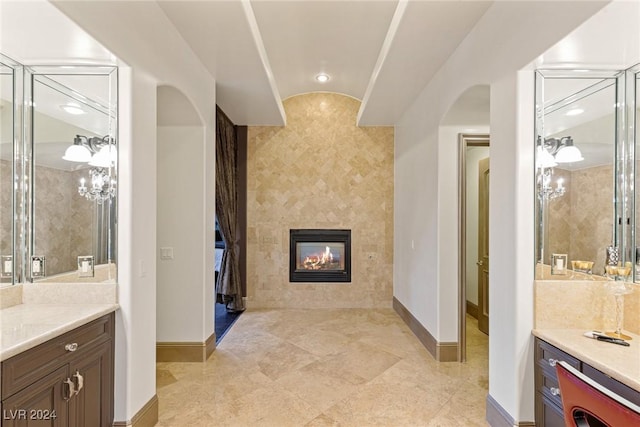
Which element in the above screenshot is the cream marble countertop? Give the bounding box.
[533,328,640,392]
[0,303,118,361]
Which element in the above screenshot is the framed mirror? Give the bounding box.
[27,66,118,283]
[535,70,624,279]
[0,57,16,285]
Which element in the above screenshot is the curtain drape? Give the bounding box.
[215,106,245,312]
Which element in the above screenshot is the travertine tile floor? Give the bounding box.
[156,309,489,426]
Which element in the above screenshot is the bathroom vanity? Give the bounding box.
[533,332,640,427]
[533,279,640,426]
[0,299,117,427]
[0,41,120,427]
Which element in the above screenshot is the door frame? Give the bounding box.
[457,133,490,362]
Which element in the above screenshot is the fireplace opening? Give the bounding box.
[290,229,351,282]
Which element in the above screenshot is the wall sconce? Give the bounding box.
[63,135,117,165]
[62,135,116,203]
[539,136,584,165]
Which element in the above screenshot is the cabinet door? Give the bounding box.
[1,366,68,427]
[67,341,113,427]
[535,392,565,427]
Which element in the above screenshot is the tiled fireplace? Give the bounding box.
[289,229,351,282]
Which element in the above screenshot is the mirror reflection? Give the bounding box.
[636,70,640,281]
[30,69,117,282]
[536,73,619,279]
[0,61,14,284]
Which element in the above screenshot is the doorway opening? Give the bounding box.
[458,133,490,362]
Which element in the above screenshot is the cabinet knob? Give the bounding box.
[548,358,558,367]
[65,343,78,352]
[550,387,561,396]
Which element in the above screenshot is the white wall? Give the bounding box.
[157,126,209,342]
[394,1,609,423]
[116,67,159,421]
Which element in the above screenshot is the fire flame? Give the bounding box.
[303,246,335,270]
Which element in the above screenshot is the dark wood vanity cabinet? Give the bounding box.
[534,339,578,427]
[534,337,640,427]
[1,313,114,427]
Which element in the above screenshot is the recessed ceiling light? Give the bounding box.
[565,108,584,116]
[60,103,86,115]
[315,73,330,83]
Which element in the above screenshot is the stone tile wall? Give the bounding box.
[247,93,394,308]
[33,165,93,276]
[1,161,96,280]
[0,159,11,257]
[535,280,639,335]
[547,165,613,276]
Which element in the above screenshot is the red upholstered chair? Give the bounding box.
[556,360,640,427]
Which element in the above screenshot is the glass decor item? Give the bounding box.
[604,281,634,341]
[571,260,594,274]
[606,246,620,268]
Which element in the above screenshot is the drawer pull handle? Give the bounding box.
[73,370,84,395]
[550,387,561,396]
[63,378,76,400]
[65,343,78,352]
[548,358,558,367]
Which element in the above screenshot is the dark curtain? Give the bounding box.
[215,106,245,312]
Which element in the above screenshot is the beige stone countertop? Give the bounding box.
[533,329,640,392]
[0,303,118,361]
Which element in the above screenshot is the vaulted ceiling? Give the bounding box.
[2,0,494,126]
[155,0,493,125]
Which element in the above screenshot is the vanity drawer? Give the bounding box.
[534,338,581,416]
[2,313,114,397]
[582,364,640,406]
[536,339,580,374]
[535,366,563,407]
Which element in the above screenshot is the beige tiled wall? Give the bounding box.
[0,159,11,256]
[246,93,394,308]
[547,165,613,276]
[546,168,571,264]
[33,165,93,276]
[0,161,95,280]
[535,280,640,335]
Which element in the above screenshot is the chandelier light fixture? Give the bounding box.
[62,134,116,203]
[536,136,582,201]
[78,168,116,204]
[539,169,565,201]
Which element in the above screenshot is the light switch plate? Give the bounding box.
[160,247,174,260]
[77,255,95,278]
[31,255,46,278]
[1,255,12,278]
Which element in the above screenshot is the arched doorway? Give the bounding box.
[156,85,215,362]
